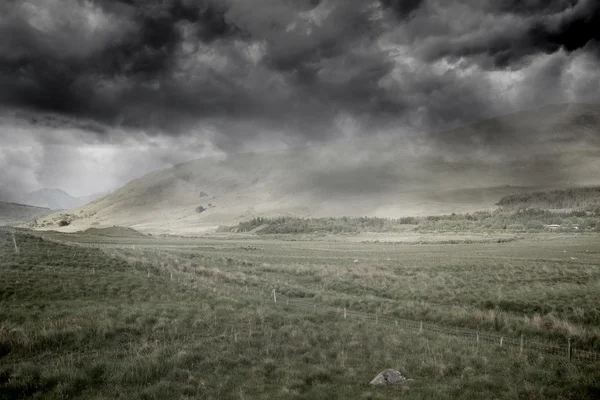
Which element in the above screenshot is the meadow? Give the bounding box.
[1,228,600,399]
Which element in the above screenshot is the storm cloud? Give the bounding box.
[1,0,599,196]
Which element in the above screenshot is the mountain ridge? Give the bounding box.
[32,104,600,234]
[5,188,107,210]
[0,201,54,226]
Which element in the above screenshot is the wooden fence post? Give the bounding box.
[568,338,572,361]
[419,321,423,333]
[12,230,19,255]
[520,334,524,355]
[500,337,503,347]
[272,288,277,303]
[344,308,347,319]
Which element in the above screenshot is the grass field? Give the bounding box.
[1,228,600,399]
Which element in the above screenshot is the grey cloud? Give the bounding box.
[380,0,424,20]
[0,0,405,143]
[409,0,600,68]
[0,0,598,152]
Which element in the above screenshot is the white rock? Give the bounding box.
[369,369,410,385]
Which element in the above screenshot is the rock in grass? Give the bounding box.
[369,369,410,385]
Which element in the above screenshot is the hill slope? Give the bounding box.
[497,186,600,210]
[35,104,600,234]
[15,188,106,210]
[0,202,53,226]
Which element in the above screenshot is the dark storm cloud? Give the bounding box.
[416,0,600,68]
[0,0,390,141]
[0,0,241,122]
[527,0,600,55]
[0,0,599,149]
[380,0,424,20]
[489,0,578,16]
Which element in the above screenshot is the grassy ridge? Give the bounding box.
[229,208,600,234]
[497,187,600,210]
[226,187,600,234]
[2,230,600,399]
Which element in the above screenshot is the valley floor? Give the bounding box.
[1,228,600,399]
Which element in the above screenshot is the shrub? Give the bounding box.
[58,220,70,227]
[195,206,206,213]
[526,220,545,230]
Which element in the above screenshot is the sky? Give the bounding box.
[0,0,599,198]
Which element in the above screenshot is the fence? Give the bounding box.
[16,233,600,365]
[270,289,600,364]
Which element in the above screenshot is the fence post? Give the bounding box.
[419,321,423,333]
[147,268,150,278]
[376,313,378,325]
[500,337,503,347]
[476,329,480,351]
[170,271,173,281]
[520,334,524,355]
[344,308,347,319]
[272,288,277,303]
[568,338,572,361]
[12,230,19,255]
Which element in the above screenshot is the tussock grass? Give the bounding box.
[87,234,600,350]
[1,229,600,398]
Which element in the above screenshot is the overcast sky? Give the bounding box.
[1,0,599,197]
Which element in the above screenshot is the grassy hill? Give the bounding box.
[497,186,600,210]
[0,202,53,226]
[33,104,600,234]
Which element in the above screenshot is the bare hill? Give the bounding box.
[12,188,107,210]
[0,202,53,226]
[34,104,600,234]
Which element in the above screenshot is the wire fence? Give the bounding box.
[14,233,600,365]
[270,290,600,364]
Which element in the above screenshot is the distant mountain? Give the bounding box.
[14,189,106,210]
[0,202,53,226]
[35,104,600,234]
[22,188,81,210]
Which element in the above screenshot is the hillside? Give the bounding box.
[497,186,600,210]
[0,202,53,226]
[12,188,106,210]
[34,104,600,234]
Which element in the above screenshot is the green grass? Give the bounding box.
[226,208,600,234]
[497,186,600,210]
[84,232,600,349]
[1,229,600,399]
